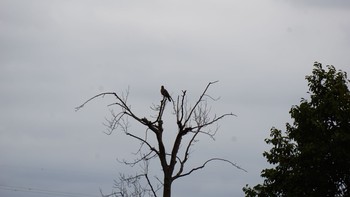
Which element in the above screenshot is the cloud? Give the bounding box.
[1,0,349,196]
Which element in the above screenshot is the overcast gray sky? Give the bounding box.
[1,0,349,196]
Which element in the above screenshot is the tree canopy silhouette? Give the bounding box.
[243,62,350,196]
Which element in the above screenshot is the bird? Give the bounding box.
[161,85,172,102]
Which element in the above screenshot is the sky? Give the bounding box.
[0,0,349,196]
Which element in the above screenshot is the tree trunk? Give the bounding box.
[163,171,172,197]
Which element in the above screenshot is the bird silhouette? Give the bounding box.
[161,85,172,102]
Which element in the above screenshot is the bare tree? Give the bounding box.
[76,81,246,197]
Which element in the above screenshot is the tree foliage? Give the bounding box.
[244,62,350,196]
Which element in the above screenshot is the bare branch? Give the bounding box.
[174,158,247,180]
[113,158,162,197]
[118,152,158,169]
[145,173,157,197]
[175,127,202,177]
[151,98,164,123]
[125,132,159,157]
[75,92,117,111]
[142,159,160,197]
[179,112,235,171]
[99,189,118,197]
[204,94,221,101]
[183,81,218,126]
[191,112,236,130]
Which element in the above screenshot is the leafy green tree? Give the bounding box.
[244,62,350,196]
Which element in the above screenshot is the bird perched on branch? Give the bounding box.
[161,85,172,102]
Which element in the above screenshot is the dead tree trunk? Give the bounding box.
[163,168,172,197]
